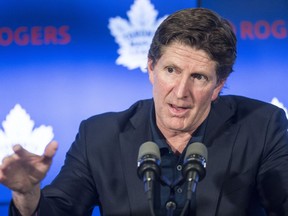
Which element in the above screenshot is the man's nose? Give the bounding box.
[175,77,190,99]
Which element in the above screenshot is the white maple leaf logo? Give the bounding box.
[0,104,54,164]
[271,97,288,119]
[108,0,167,72]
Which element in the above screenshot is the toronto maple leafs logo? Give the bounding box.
[108,0,167,72]
[0,104,54,164]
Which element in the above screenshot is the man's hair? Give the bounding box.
[148,8,237,82]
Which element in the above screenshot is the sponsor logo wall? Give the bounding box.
[0,0,197,215]
[0,0,287,215]
[202,0,288,117]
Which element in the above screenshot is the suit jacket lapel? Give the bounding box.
[119,100,153,215]
[197,97,241,216]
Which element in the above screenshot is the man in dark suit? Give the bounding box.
[1,8,288,216]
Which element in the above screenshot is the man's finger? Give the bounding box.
[12,144,31,158]
[1,153,17,167]
[43,141,58,162]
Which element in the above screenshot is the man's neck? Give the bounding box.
[163,131,193,154]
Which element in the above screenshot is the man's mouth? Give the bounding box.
[169,103,190,114]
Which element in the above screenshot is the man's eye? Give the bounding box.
[166,67,174,73]
[192,74,207,81]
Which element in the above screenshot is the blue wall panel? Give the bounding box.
[0,0,287,215]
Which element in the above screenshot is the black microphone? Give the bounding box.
[180,142,208,216]
[137,141,161,216]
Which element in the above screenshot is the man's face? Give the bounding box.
[147,42,225,135]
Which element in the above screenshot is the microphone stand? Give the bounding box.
[163,176,185,216]
[143,168,158,216]
[180,171,199,216]
[166,200,177,216]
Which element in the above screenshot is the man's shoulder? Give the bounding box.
[218,95,276,110]
[82,99,153,129]
[217,95,284,118]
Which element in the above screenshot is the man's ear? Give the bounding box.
[211,79,226,101]
[147,59,154,84]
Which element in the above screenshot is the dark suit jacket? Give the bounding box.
[10,96,288,216]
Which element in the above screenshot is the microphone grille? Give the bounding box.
[185,142,208,162]
[138,141,160,161]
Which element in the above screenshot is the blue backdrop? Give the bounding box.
[0,0,287,215]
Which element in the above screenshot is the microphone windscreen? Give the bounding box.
[138,141,160,161]
[184,142,208,162]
